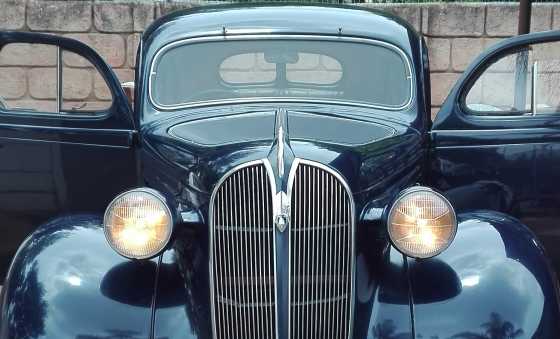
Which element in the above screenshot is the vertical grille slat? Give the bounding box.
[327,174,334,339]
[289,162,354,339]
[266,166,274,339]
[235,172,242,338]
[211,159,354,339]
[241,170,248,337]
[225,179,232,339]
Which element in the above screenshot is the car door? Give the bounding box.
[0,32,138,278]
[430,30,560,275]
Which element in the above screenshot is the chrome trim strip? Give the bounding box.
[434,142,554,149]
[148,34,415,112]
[56,47,62,113]
[430,127,556,134]
[532,61,538,117]
[278,126,285,178]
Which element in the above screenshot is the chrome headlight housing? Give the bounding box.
[387,186,457,259]
[104,188,173,260]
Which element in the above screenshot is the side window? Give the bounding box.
[0,43,112,115]
[0,43,58,112]
[465,41,560,116]
[62,50,112,113]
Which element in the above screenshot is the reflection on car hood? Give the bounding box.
[168,110,396,147]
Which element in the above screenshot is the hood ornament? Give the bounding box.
[278,126,285,178]
[272,108,290,232]
[275,108,289,178]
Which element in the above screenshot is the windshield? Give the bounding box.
[150,37,413,110]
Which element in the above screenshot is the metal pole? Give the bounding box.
[513,0,532,111]
[518,0,532,35]
[56,47,62,114]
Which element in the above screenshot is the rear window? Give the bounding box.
[150,37,413,111]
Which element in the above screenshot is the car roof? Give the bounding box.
[142,3,420,58]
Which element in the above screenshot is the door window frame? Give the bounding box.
[0,31,132,124]
[460,44,560,119]
[433,30,560,131]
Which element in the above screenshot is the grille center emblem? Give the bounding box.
[275,213,289,232]
[274,191,290,232]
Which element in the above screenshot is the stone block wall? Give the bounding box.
[0,0,557,118]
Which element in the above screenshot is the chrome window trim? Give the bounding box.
[148,34,415,112]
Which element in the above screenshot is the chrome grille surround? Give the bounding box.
[210,158,355,339]
[287,159,355,339]
[209,160,278,339]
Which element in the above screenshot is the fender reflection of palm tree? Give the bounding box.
[174,231,211,338]
[5,224,73,339]
[76,329,169,339]
[6,263,47,339]
[372,319,412,339]
[373,319,396,339]
[481,313,523,339]
[450,312,523,339]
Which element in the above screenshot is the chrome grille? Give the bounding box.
[210,162,276,339]
[289,161,355,339]
[210,159,354,339]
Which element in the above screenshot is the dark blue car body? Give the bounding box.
[0,4,559,339]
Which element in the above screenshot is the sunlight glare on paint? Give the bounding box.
[461,275,480,287]
[67,275,82,287]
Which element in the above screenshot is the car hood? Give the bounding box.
[140,105,422,338]
[141,104,423,221]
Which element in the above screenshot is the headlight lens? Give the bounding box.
[104,188,173,259]
[387,187,457,259]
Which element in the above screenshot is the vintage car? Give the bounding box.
[0,3,559,339]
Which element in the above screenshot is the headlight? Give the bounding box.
[104,188,173,259]
[387,187,457,259]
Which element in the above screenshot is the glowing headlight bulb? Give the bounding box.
[387,187,457,259]
[104,188,173,260]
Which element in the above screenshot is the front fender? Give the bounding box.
[410,211,560,338]
[0,215,158,339]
